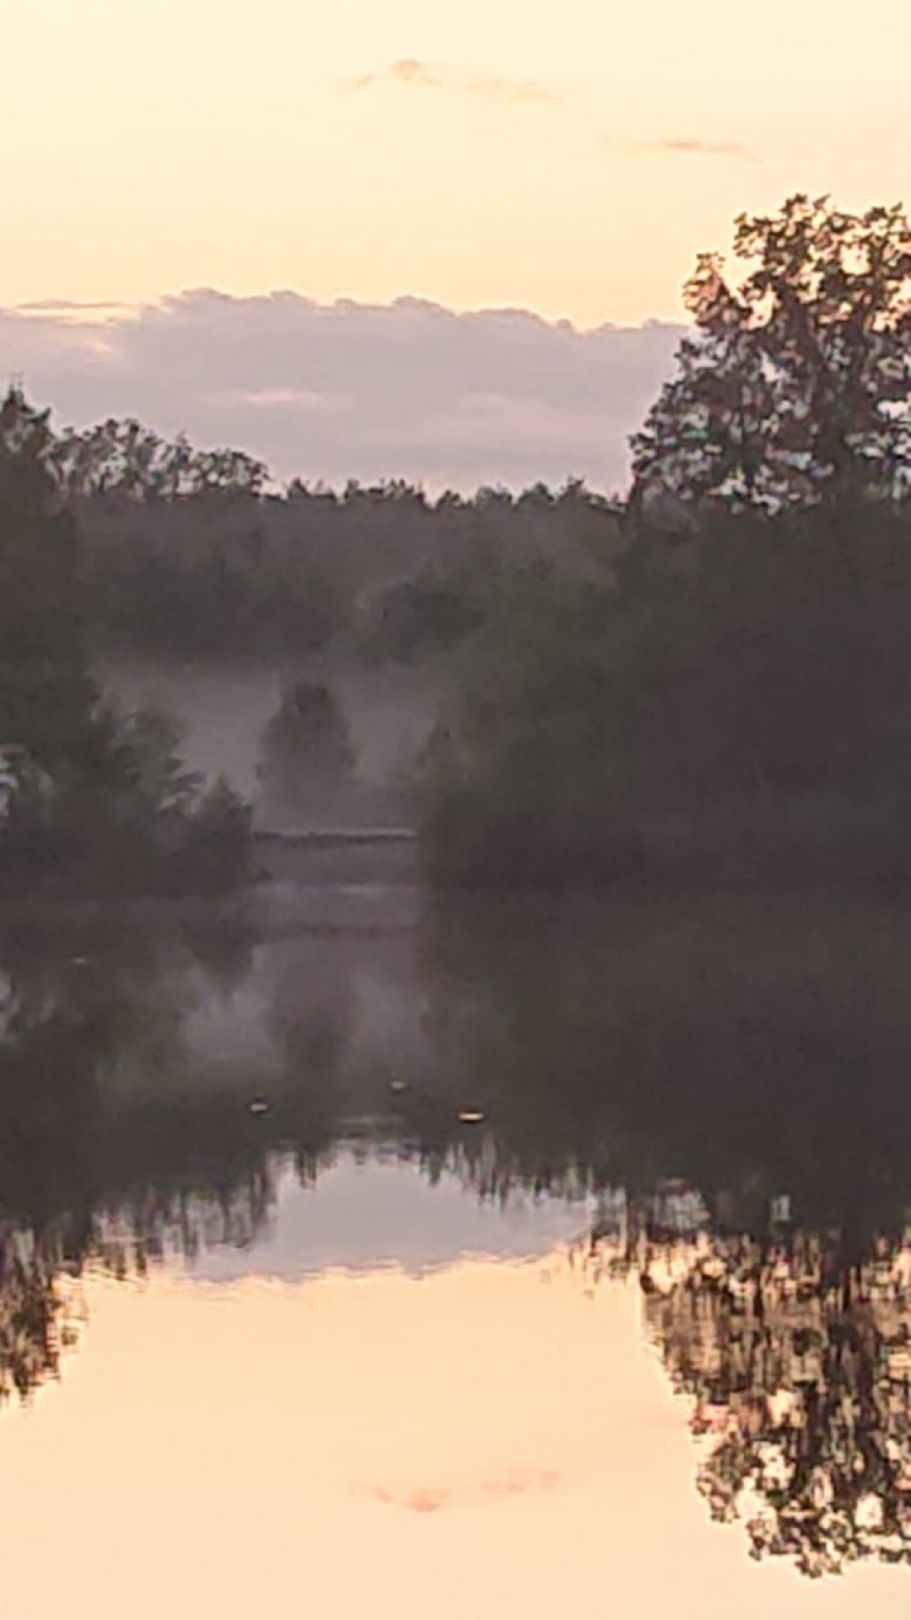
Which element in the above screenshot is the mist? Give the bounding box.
[98,655,448,832]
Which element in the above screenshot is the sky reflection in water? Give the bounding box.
[0,1160,905,1619]
[6,897,911,1611]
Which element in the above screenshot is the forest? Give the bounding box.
[3,194,911,892]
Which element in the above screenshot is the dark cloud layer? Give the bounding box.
[1,292,684,493]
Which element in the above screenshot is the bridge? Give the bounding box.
[252,828,418,887]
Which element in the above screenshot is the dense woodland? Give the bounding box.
[4,194,911,890]
[420,195,911,883]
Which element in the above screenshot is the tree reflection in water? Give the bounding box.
[0,1176,279,1413]
[0,1225,81,1402]
[585,1197,911,1578]
[6,898,911,1584]
[0,911,335,1412]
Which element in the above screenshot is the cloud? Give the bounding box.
[617,136,759,162]
[463,73,558,105]
[355,58,443,91]
[0,290,684,494]
[354,59,558,106]
[15,298,133,314]
[350,1467,561,1513]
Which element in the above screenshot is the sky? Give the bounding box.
[3,0,910,488]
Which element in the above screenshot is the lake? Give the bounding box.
[2,887,911,1616]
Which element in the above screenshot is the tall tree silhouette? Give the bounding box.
[631,196,911,512]
[0,386,96,769]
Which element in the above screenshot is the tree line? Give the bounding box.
[5,192,911,889]
[419,195,911,885]
[0,399,616,662]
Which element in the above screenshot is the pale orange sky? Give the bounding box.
[5,0,911,326]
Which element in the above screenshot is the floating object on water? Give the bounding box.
[389,1079,408,1093]
[248,1098,270,1116]
[458,1110,485,1124]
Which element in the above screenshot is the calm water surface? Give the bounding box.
[2,891,911,1616]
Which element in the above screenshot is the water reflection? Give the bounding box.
[0,1252,669,1620]
[637,1223,911,1577]
[0,1226,80,1402]
[3,895,911,1592]
[573,1171,911,1576]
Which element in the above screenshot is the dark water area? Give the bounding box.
[2,890,911,1614]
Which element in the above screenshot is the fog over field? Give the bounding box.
[99,656,447,830]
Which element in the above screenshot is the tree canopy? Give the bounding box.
[631,195,911,513]
[0,386,252,895]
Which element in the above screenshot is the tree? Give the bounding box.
[49,417,269,502]
[257,681,356,824]
[631,195,911,513]
[0,386,253,894]
[0,386,97,770]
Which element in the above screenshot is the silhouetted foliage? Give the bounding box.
[10,195,911,893]
[0,387,253,896]
[631,195,911,513]
[63,450,618,661]
[419,198,911,888]
[50,417,268,502]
